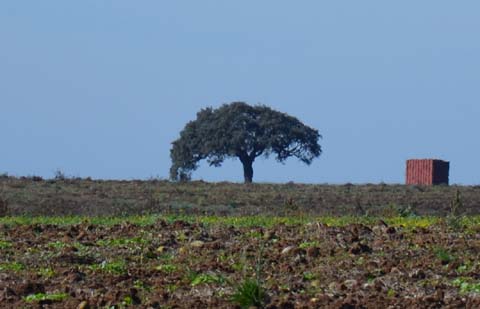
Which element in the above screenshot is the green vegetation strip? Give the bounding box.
[0,215,479,228]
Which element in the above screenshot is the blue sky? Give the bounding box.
[1,1,479,184]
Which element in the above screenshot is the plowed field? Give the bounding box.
[1,217,480,308]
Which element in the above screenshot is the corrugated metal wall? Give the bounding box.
[406,159,449,185]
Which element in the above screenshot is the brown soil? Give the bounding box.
[1,219,479,308]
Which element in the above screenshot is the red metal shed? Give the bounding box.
[406,159,449,185]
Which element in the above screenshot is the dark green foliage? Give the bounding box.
[170,102,322,183]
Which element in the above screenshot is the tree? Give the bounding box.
[170,102,322,183]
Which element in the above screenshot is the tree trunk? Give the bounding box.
[238,152,255,183]
[238,155,254,184]
[242,160,253,183]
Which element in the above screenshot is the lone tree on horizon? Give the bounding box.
[170,102,322,183]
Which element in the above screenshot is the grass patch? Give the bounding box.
[231,278,266,308]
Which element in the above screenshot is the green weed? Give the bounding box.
[47,241,67,250]
[387,288,396,297]
[166,284,178,293]
[133,280,152,292]
[190,273,225,286]
[299,241,319,249]
[303,272,315,281]
[122,295,133,306]
[155,264,177,273]
[96,237,148,247]
[158,253,175,261]
[0,240,12,249]
[89,260,127,275]
[245,230,263,239]
[231,278,266,308]
[452,277,480,294]
[37,267,55,278]
[24,292,68,302]
[434,247,455,264]
[0,261,24,272]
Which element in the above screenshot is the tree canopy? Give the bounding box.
[170,102,322,183]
